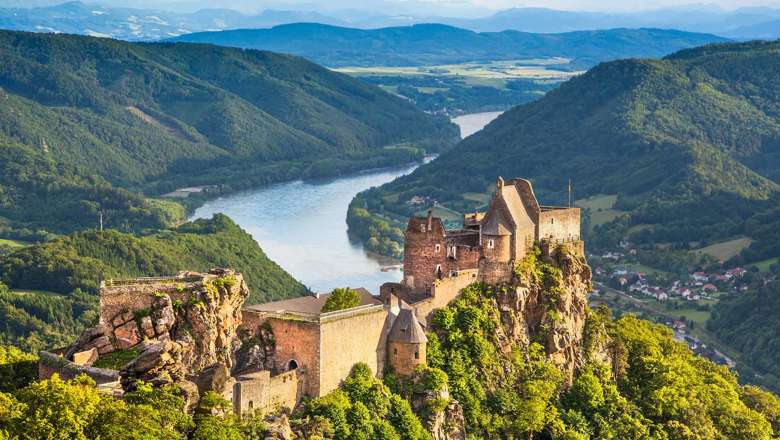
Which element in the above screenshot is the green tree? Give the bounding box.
[321,288,361,313]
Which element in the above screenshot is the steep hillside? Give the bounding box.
[170,23,727,68]
[0,30,457,234]
[350,40,780,260]
[0,214,308,351]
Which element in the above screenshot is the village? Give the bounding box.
[586,239,780,370]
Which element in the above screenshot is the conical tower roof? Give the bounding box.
[388,309,427,344]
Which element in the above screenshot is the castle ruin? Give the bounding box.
[40,176,582,418]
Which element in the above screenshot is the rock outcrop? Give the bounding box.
[496,245,594,383]
[412,383,466,440]
[64,269,251,400]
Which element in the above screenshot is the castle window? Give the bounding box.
[435,265,443,279]
[435,244,441,253]
[394,348,398,355]
[487,239,494,249]
[414,351,419,359]
[420,224,426,233]
[551,218,555,224]
[288,359,298,371]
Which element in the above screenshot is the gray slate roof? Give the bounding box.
[388,309,428,344]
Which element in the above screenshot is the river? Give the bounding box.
[191,112,501,293]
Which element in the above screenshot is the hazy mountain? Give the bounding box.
[444,6,780,37]
[170,23,727,68]
[725,19,780,40]
[0,1,347,40]
[3,2,778,41]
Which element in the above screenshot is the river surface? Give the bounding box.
[191,112,501,293]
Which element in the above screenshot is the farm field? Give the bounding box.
[575,194,628,229]
[333,58,581,80]
[695,237,753,261]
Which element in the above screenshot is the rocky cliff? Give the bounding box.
[501,244,594,383]
[62,269,250,403]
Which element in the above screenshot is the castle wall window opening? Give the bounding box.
[487,239,494,249]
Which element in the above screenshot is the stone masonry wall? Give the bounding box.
[538,208,581,243]
[403,217,446,292]
[99,274,206,326]
[388,341,425,376]
[264,317,321,395]
[318,306,389,396]
[232,369,302,415]
[443,244,480,275]
[413,269,479,324]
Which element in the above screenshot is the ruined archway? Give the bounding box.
[288,359,298,371]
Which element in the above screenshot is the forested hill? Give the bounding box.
[0,30,457,234]
[170,23,727,68]
[0,214,309,351]
[353,40,780,261]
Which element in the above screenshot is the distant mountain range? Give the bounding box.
[0,30,456,234]
[444,6,780,39]
[170,24,727,68]
[1,2,780,41]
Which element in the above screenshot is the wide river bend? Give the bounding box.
[191,112,501,293]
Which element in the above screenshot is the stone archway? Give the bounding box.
[288,359,298,371]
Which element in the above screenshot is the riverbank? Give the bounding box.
[345,111,503,261]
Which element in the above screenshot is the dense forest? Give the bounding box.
[0,215,308,352]
[709,280,780,393]
[171,24,726,68]
[0,30,457,236]
[3,297,780,439]
[349,40,780,264]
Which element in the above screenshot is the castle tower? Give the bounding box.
[387,309,427,376]
[402,210,446,292]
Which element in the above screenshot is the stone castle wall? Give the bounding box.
[403,217,446,292]
[538,208,581,243]
[388,341,425,376]
[443,244,480,274]
[232,369,302,415]
[318,305,389,396]
[99,273,210,327]
[413,269,479,323]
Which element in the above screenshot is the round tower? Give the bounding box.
[387,309,427,376]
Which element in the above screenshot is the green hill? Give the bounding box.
[0,214,308,351]
[170,23,727,68]
[0,30,457,235]
[349,40,780,261]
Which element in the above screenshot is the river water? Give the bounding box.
[191,112,501,293]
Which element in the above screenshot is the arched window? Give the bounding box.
[435,265,443,279]
[435,244,441,253]
[487,239,495,249]
[288,359,298,371]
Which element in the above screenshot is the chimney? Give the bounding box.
[426,209,433,231]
